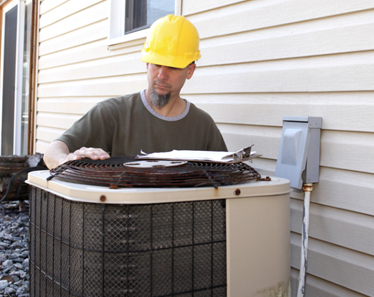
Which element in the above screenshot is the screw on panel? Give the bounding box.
[100,195,106,202]
[258,176,271,181]
[234,189,241,196]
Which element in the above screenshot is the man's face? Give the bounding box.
[146,63,196,108]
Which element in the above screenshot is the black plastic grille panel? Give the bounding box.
[29,186,227,296]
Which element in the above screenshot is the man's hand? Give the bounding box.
[63,147,110,163]
[43,141,110,169]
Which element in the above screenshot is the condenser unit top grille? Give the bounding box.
[47,156,262,189]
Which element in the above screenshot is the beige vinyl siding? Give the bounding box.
[290,269,369,297]
[187,1,374,296]
[36,0,148,152]
[35,0,374,296]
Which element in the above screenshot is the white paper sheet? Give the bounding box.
[136,145,260,163]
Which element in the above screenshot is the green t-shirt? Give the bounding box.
[57,91,227,156]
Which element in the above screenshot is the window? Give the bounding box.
[0,0,32,155]
[108,0,181,49]
[125,0,174,34]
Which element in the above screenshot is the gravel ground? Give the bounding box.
[0,202,30,297]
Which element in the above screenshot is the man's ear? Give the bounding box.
[186,63,196,80]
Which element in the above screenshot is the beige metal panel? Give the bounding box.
[38,41,143,70]
[40,0,68,15]
[39,1,107,42]
[37,97,105,114]
[38,53,144,83]
[27,170,291,203]
[290,269,368,297]
[290,199,374,255]
[37,76,147,98]
[290,234,374,296]
[39,21,107,56]
[321,130,374,174]
[226,193,290,297]
[39,0,104,29]
[187,92,374,133]
[185,52,374,94]
[190,0,374,39]
[312,167,374,216]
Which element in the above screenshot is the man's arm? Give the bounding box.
[43,140,110,169]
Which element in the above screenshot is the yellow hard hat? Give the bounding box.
[141,14,201,68]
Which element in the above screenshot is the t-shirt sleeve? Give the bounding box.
[207,122,228,152]
[186,102,228,152]
[56,102,114,153]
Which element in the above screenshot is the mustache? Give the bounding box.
[152,80,172,88]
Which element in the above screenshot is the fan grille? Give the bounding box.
[48,157,262,188]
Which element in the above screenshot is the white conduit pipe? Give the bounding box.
[296,183,313,297]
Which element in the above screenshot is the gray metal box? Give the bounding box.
[275,116,322,189]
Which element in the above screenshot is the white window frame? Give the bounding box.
[107,0,181,50]
[14,0,29,155]
[0,0,29,155]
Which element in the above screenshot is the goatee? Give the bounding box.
[150,88,171,109]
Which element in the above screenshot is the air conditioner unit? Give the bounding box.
[27,162,290,297]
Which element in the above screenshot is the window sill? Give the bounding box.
[106,28,149,51]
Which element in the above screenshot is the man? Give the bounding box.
[43,15,227,169]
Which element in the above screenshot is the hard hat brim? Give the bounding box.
[141,50,198,69]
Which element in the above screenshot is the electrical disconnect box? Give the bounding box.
[275,116,322,190]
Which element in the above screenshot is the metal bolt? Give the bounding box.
[100,195,106,202]
[234,189,241,196]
